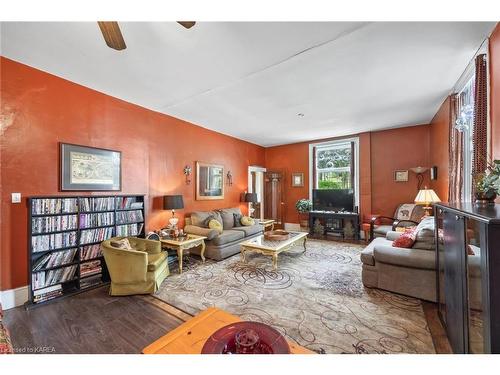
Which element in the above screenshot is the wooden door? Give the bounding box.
[264,171,285,226]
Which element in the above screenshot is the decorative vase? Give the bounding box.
[474,191,497,206]
[299,213,309,228]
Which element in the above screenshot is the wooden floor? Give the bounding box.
[2,286,188,354]
[3,286,452,354]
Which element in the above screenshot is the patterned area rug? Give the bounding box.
[156,239,435,354]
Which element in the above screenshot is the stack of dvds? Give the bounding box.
[116,196,143,210]
[80,244,103,260]
[33,284,63,303]
[79,227,115,245]
[116,223,144,237]
[79,197,115,212]
[32,264,77,289]
[80,260,102,278]
[116,210,144,224]
[79,212,114,228]
[32,231,77,252]
[31,198,78,215]
[32,214,78,234]
[32,249,77,271]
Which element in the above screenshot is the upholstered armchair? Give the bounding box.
[101,237,169,296]
[368,204,425,241]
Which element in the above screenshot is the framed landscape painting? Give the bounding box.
[60,143,121,191]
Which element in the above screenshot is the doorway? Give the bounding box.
[264,170,285,226]
[248,166,266,219]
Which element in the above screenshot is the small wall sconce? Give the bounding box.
[183,165,192,185]
[410,166,429,191]
[226,170,233,186]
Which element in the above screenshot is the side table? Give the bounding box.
[160,235,207,274]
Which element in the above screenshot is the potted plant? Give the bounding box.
[474,159,500,206]
[295,198,312,228]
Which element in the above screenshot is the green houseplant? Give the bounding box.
[295,198,312,228]
[474,159,500,206]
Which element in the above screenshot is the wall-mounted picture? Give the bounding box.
[394,169,409,182]
[60,143,121,191]
[291,172,304,187]
[196,161,224,200]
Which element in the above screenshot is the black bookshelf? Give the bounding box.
[27,194,146,307]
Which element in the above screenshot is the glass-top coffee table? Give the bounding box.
[239,231,308,270]
[160,234,206,274]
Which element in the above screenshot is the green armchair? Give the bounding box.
[101,237,169,296]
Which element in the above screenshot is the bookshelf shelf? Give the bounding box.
[27,194,146,307]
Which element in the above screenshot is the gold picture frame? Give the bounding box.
[394,170,409,182]
[291,172,304,187]
[196,161,225,200]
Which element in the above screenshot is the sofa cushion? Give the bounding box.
[211,229,245,246]
[184,225,219,240]
[191,211,222,228]
[373,225,393,237]
[415,216,435,242]
[219,208,242,229]
[147,252,167,272]
[373,245,436,270]
[232,224,263,237]
[208,219,223,234]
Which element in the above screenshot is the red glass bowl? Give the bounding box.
[201,321,290,354]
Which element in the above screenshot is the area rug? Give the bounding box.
[156,239,435,354]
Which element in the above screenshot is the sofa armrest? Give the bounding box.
[184,225,218,240]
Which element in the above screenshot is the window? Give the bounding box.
[309,138,359,207]
[315,143,353,189]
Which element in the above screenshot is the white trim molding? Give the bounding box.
[0,285,29,310]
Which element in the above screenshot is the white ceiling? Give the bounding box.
[0,22,496,146]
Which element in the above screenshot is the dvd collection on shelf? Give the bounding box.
[28,195,145,306]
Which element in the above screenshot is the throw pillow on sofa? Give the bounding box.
[233,213,243,227]
[392,227,418,248]
[110,238,132,250]
[203,214,223,228]
[240,216,255,226]
[208,219,223,234]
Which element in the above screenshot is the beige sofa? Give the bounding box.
[184,207,263,260]
[361,217,482,305]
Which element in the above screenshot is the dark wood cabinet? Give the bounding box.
[435,202,500,353]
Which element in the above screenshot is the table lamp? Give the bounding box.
[163,195,184,227]
[414,187,440,216]
[243,193,259,218]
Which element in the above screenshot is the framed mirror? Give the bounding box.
[196,162,224,200]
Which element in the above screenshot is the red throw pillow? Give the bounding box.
[392,227,417,248]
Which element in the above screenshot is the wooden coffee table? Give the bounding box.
[240,231,308,270]
[142,307,313,354]
[160,234,206,274]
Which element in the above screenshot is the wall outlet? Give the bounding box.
[11,193,21,203]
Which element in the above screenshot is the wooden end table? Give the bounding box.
[142,307,313,354]
[240,231,308,270]
[160,234,206,274]
[258,219,275,231]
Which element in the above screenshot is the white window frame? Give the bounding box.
[308,137,360,210]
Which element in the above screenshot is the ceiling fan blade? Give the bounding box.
[177,21,196,29]
[97,21,126,50]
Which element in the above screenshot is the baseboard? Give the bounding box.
[0,285,29,310]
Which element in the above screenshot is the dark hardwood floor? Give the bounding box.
[3,286,186,354]
[4,286,451,354]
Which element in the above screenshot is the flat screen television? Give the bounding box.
[312,189,354,212]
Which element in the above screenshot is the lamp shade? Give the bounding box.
[414,188,441,205]
[163,195,184,210]
[244,193,258,203]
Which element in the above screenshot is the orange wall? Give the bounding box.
[265,125,431,223]
[490,23,500,162]
[429,97,450,202]
[0,57,265,291]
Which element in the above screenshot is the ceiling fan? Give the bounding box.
[97,21,196,51]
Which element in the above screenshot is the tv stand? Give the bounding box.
[308,210,360,240]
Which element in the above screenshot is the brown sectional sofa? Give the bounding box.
[184,207,263,260]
